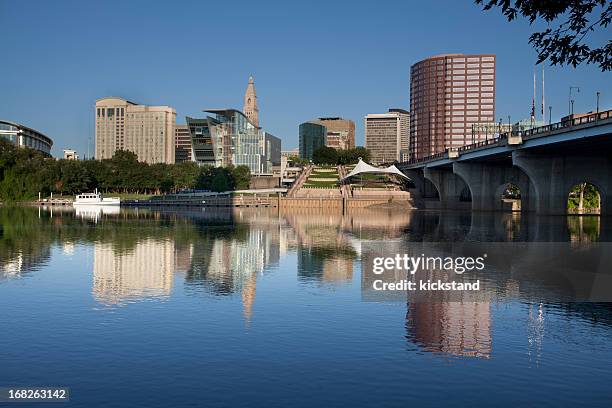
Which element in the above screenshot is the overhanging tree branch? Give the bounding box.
[475,0,611,71]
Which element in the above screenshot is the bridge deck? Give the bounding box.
[399,109,612,169]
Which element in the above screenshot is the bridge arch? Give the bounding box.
[423,178,440,200]
[495,182,522,212]
[452,162,533,212]
[423,167,471,210]
[513,150,611,215]
[566,181,602,215]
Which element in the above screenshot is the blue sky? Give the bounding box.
[0,0,609,156]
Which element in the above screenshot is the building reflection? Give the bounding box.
[185,211,282,319]
[174,243,193,276]
[0,247,52,280]
[3,205,611,353]
[93,239,175,305]
[285,208,412,284]
[406,301,492,358]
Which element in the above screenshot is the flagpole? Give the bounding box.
[542,66,545,124]
[531,67,536,128]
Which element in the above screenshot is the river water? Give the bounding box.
[0,206,610,407]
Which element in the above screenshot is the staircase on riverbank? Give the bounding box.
[287,165,313,197]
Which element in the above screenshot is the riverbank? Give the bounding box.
[20,192,415,210]
[120,194,414,210]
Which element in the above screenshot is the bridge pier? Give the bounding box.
[452,162,535,212]
[513,151,612,215]
[423,168,471,210]
[403,169,426,197]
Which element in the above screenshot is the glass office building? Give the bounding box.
[0,120,53,155]
[186,109,280,174]
[299,122,327,161]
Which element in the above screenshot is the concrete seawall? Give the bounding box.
[123,195,414,210]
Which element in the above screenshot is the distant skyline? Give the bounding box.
[0,0,609,156]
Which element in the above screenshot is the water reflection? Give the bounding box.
[186,212,281,319]
[527,302,545,367]
[0,206,610,361]
[406,302,492,358]
[75,204,121,222]
[93,239,175,305]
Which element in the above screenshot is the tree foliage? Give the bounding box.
[0,140,251,201]
[476,0,611,70]
[338,147,371,165]
[312,146,371,166]
[312,146,339,165]
[287,155,310,166]
[568,182,601,212]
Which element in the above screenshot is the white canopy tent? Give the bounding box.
[340,159,409,182]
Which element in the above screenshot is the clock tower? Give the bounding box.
[243,75,259,127]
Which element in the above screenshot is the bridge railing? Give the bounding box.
[399,109,611,167]
[519,109,611,140]
[402,151,448,166]
[457,136,503,152]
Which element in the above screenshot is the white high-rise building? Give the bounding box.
[95,97,176,164]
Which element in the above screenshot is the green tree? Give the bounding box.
[568,182,601,213]
[211,169,232,192]
[312,146,339,165]
[57,159,91,195]
[231,165,251,190]
[288,155,309,166]
[352,147,371,163]
[0,140,256,200]
[196,165,215,191]
[171,161,200,191]
[337,147,371,165]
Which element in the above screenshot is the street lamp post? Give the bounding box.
[548,106,552,125]
[571,99,575,115]
[498,118,502,136]
[507,115,511,134]
[596,91,601,115]
[568,86,580,116]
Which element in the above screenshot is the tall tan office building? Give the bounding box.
[95,97,176,164]
[364,109,409,164]
[410,54,496,160]
[312,117,355,150]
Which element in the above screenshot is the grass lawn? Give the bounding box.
[310,172,337,176]
[301,166,341,188]
[303,181,339,188]
[351,184,390,189]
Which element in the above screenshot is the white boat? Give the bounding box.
[73,189,120,206]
